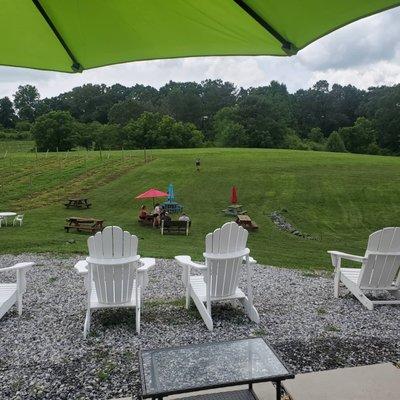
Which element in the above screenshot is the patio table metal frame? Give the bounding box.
[138,337,294,400]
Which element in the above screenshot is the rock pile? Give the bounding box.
[270,210,316,240]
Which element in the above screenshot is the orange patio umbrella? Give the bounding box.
[135,188,168,206]
[230,186,238,204]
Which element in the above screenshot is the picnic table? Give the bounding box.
[64,198,91,209]
[64,217,104,234]
[223,204,247,216]
[236,214,258,230]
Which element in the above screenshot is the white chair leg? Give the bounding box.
[17,293,23,315]
[352,287,374,310]
[83,309,91,338]
[136,289,141,335]
[334,270,340,298]
[136,307,140,335]
[239,297,260,323]
[190,290,213,330]
[185,286,190,309]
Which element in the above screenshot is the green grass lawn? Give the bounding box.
[1,145,400,270]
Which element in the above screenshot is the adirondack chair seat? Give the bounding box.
[0,283,18,318]
[188,276,246,302]
[328,227,400,310]
[341,267,400,290]
[175,222,260,331]
[0,262,34,320]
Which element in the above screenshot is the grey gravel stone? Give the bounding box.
[0,253,399,399]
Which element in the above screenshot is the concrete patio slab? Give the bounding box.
[283,363,399,400]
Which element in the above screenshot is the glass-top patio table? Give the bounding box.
[139,337,294,400]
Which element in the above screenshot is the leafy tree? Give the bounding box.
[13,85,40,122]
[15,121,31,131]
[0,97,16,128]
[159,81,203,126]
[338,117,377,154]
[31,111,77,151]
[213,106,248,147]
[360,84,400,153]
[108,100,151,125]
[122,112,204,149]
[236,94,288,148]
[326,131,346,153]
[309,127,325,143]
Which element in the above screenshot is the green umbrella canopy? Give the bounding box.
[2,0,399,73]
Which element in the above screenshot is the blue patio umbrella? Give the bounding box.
[167,183,175,203]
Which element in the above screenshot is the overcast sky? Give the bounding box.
[1,7,400,99]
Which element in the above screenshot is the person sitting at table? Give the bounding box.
[179,213,190,222]
[138,205,149,220]
[152,203,161,227]
[160,211,172,227]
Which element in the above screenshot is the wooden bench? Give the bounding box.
[161,220,191,236]
[65,217,104,234]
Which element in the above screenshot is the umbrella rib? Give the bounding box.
[233,0,297,55]
[31,0,82,72]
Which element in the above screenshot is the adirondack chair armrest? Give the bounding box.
[137,258,156,290]
[175,255,206,287]
[74,260,88,275]
[175,255,207,270]
[0,261,34,273]
[243,256,257,264]
[137,257,156,272]
[327,251,366,266]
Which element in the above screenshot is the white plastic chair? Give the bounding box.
[175,221,259,331]
[0,262,34,320]
[0,216,5,228]
[74,226,155,337]
[13,214,24,226]
[328,227,400,310]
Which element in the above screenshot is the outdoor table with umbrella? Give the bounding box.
[1,2,398,73]
[223,186,247,216]
[135,188,168,226]
[163,183,183,214]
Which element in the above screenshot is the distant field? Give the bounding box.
[1,144,400,270]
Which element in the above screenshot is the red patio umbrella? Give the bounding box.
[135,188,168,206]
[230,186,238,204]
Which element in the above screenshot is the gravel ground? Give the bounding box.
[0,254,399,400]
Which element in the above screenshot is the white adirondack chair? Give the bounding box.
[175,221,260,331]
[328,227,400,310]
[0,262,34,320]
[74,226,155,337]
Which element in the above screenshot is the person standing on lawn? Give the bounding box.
[195,158,201,172]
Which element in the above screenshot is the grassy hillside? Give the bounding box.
[1,146,400,270]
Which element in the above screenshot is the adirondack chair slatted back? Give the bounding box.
[88,226,138,304]
[359,227,400,289]
[205,222,248,298]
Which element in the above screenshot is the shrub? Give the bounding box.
[326,131,346,152]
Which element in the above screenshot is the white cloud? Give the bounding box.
[0,7,399,98]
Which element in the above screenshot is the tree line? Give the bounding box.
[0,79,399,155]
